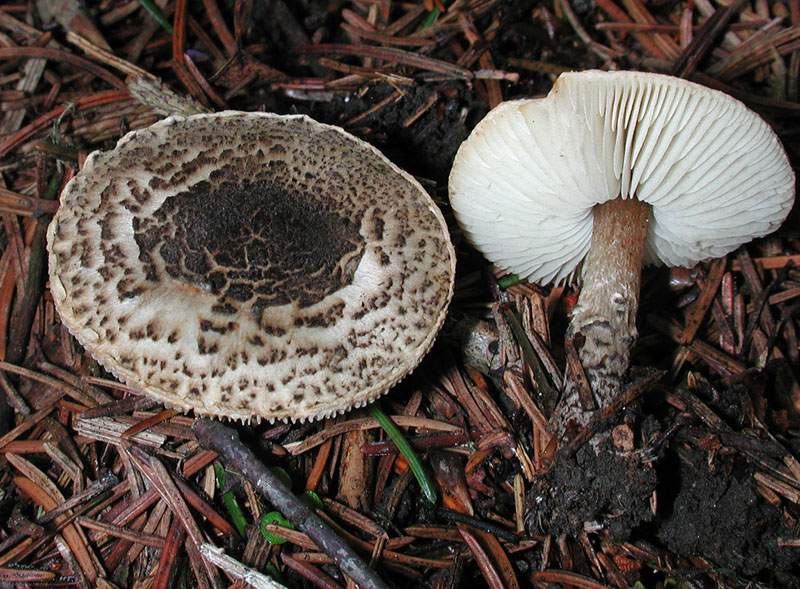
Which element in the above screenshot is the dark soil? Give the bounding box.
[657,448,798,582]
[307,83,481,182]
[530,442,657,541]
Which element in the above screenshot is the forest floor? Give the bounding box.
[0,1,799,588]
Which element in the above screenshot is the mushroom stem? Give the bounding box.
[560,198,650,434]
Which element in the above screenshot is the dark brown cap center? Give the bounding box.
[133,180,365,315]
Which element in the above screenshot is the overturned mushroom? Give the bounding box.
[450,70,795,430]
[48,111,455,422]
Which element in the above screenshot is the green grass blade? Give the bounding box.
[138,0,173,33]
[214,463,247,537]
[369,405,437,505]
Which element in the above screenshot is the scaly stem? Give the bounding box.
[557,198,650,437]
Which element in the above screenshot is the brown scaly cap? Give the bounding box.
[47,111,455,422]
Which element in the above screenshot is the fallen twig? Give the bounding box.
[193,418,390,589]
[200,544,288,589]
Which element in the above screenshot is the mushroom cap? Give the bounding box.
[450,70,795,284]
[47,111,455,422]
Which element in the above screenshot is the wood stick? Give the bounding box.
[193,418,390,589]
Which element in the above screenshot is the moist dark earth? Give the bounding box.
[535,443,657,542]
[657,448,797,581]
[308,83,479,183]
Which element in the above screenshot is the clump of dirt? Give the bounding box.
[528,441,657,540]
[307,83,484,181]
[656,448,799,579]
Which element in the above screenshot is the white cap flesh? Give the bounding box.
[450,70,795,284]
[47,111,455,422]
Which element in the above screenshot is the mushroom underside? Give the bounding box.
[449,70,795,438]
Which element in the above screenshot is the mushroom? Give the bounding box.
[449,70,795,427]
[47,111,455,422]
